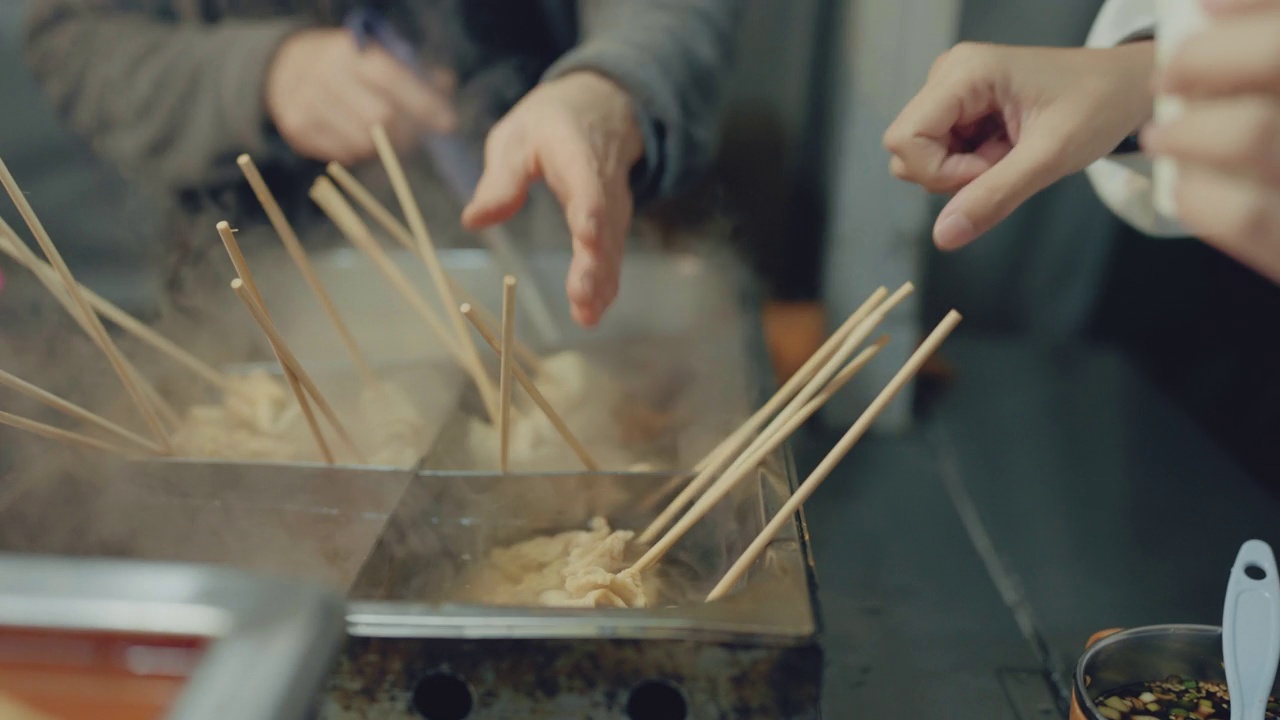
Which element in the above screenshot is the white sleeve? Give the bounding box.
[1083,0,1188,238]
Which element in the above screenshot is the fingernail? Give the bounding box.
[934,213,977,250]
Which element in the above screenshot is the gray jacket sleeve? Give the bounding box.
[541,0,747,204]
[23,1,308,190]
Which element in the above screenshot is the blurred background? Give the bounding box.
[5,0,1274,477]
[2,0,1279,716]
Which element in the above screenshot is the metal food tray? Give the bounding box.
[330,460,823,720]
[0,457,823,719]
[256,247,757,471]
[0,460,411,589]
[0,247,823,718]
[0,553,345,720]
[74,247,755,476]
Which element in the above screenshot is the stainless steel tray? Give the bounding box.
[0,454,822,719]
[0,460,410,589]
[0,246,822,717]
[327,458,821,720]
[0,553,345,720]
[259,247,757,469]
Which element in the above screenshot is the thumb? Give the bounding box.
[461,154,534,231]
[933,139,1065,250]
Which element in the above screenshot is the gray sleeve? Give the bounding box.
[23,0,309,191]
[541,0,748,204]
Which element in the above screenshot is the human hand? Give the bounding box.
[1141,0,1280,284]
[265,29,456,165]
[461,71,645,328]
[884,42,1155,250]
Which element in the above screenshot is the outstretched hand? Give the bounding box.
[884,42,1154,250]
[462,71,644,328]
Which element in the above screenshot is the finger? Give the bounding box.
[887,44,1001,144]
[358,48,457,132]
[329,73,398,134]
[1160,10,1280,97]
[307,86,379,162]
[1174,161,1280,283]
[540,133,609,258]
[386,115,420,152]
[567,254,601,328]
[428,67,458,95]
[884,60,1001,189]
[1142,95,1280,183]
[461,128,535,230]
[567,185,630,327]
[932,138,1066,250]
[1201,0,1280,16]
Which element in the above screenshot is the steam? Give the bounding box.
[0,202,775,603]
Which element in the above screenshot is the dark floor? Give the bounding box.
[800,334,1277,719]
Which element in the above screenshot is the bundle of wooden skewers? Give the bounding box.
[0,126,601,471]
[620,284,961,602]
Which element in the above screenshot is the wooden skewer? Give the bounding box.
[0,368,164,455]
[0,409,139,458]
[325,162,541,370]
[0,157,171,450]
[630,337,889,574]
[691,286,889,473]
[0,251,182,432]
[641,283,912,545]
[216,222,266,305]
[461,303,600,472]
[230,280,334,464]
[310,178,464,361]
[0,226,182,430]
[217,222,363,461]
[466,296,540,373]
[0,231,181,434]
[325,162,419,254]
[370,125,499,424]
[217,222,331,463]
[705,310,963,602]
[237,155,378,390]
[0,223,229,391]
[498,276,516,473]
[228,276,363,462]
[716,334,891,488]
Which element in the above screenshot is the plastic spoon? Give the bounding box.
[1224,539,1280,720]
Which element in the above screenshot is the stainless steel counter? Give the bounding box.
[802,335,1277,718]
